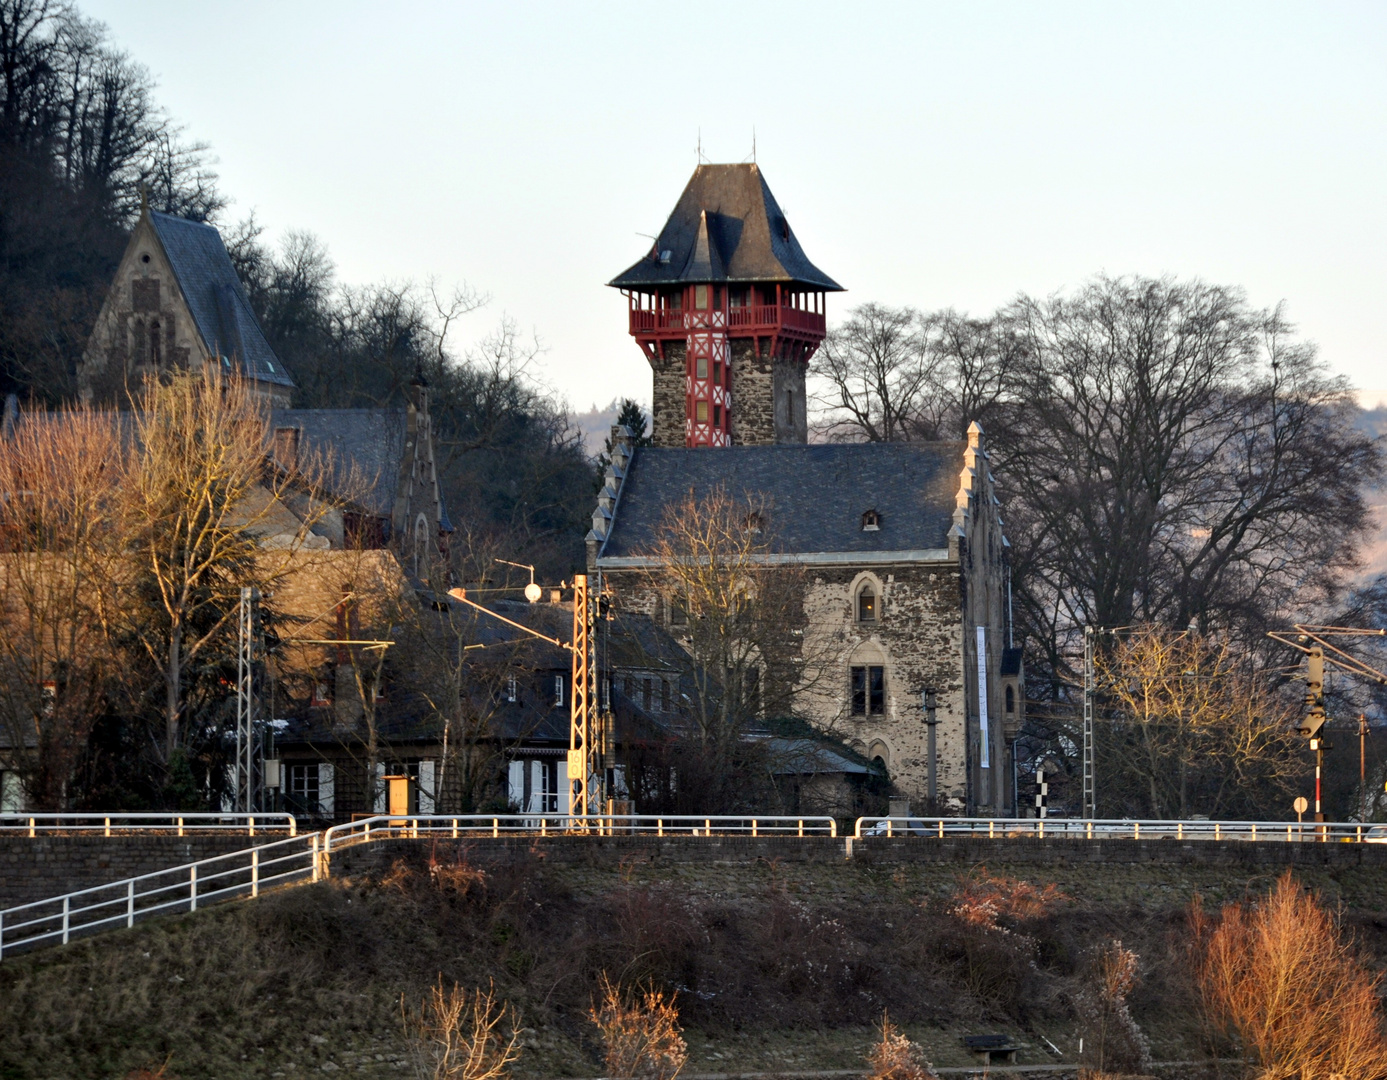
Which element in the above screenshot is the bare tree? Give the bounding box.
[812,303,937,442]
[631,487,833,808]
[0,404,125,807]
[119,372,333,761]
[1192,872,1387,1080]
[1094,627,1301,819]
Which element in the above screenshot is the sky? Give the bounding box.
[82,1,1387,411]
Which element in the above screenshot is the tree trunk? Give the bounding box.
[165,619,182,758]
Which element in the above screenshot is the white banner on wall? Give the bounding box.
[977,625,990,769]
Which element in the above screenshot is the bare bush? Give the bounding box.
[589,974,688,1080]
[866,1012,936,1080]
[401,978,521,1080]
[1075,940,1151,1076]
[937,868,1066,1013]
[1192,871,1387,1080]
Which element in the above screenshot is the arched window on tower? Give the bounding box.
[856,582,877,623]
[149,320,161,368]
[1006,684,1015,715]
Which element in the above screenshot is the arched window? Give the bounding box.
[149,320,161,367]
[857,582,877,622]
[1005,685,1015,714]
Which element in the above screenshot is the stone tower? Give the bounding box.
[608,164,842,448]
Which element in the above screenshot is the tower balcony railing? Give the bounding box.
[629,304,825,339]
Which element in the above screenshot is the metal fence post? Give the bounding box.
[128,880,135,927]
[62,896,69,944]
[249,816,255,838]
[104,817,111,838]
[177,817,184,838]
[190,865,197,912]
[311,834,320,883]
[251,849,259,898]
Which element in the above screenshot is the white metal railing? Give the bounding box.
[854,816,1383,843]
[0,832,321,961]
[0,812,297,837]
[324,813,837,852]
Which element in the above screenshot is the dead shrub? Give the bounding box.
[1191,870,1387,1080]
[934,867,1066,1015]
[430,860,488,897]
[589,973,688,1080]
[866,1012,936,1080]
[949,867,1067,928]
[401,977,522,1080]
[1074,940,1151,1076]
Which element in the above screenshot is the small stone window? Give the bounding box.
[668,594,688,627]
[851,665,885,716]
[861,509,880,532]
[1006,684,1015,714]
[857,583,878,623]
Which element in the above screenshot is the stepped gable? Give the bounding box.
[609,163,842,291]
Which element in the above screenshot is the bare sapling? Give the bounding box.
[1192,870,1387,1080]
[1075,940,1151,1078]
[589,973,688,1080]
[401,978,522,1080]
[865,1012,936,1080]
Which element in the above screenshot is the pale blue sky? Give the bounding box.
[82,1,1387,409]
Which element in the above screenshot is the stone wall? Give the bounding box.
[728,338,774,445]
[800,563,969,810]
[649,341,686,448]
[0,834,289,908]
[327,833,1387,877]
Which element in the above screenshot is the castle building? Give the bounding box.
[609,164,842,448]
[593,165,1022,815]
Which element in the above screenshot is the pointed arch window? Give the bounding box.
[856,582,877,623]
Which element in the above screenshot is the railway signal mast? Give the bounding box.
[1267,625,1387,820]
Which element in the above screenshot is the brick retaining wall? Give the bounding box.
[0,834,290,908]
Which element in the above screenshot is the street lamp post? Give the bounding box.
[922,687,938,813]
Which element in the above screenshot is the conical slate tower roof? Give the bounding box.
[609,163,842,291]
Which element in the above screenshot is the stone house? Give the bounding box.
[80,199,296,405]
[69,200,451,567]
[590,163,1025,815]
[588,426,1022,815]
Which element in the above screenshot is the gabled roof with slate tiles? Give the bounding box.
[596,443,964,560]
[149,210,295,388]
[608,164,842,291]
[270,409,407,518]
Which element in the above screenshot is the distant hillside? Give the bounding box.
[1356,407,1387,584]
[571,398,630,458]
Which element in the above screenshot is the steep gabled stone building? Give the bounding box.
[591,164,1023,815]
[80,200,296,405]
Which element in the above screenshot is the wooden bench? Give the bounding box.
[962,1034,1021,1065]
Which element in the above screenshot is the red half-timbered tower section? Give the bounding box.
[609,164,842,448]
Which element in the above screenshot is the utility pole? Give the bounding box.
[1082,625,1096,819]
[235,587,260,814]
[567,574,599,820]
[921,688,938,812]
[1300,644,1327,820]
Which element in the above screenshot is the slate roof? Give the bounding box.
[150,211,295,389]
[598,443,965,558]
[270,409,409,520]
[608,164,843,292]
